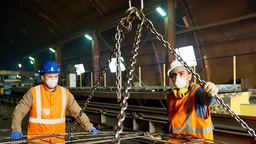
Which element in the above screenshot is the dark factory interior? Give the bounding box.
[0,0,256,143]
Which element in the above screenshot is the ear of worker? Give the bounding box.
[203,82,219,97]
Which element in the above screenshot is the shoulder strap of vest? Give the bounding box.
[189,83,199,97]
[59,85,68,91]
[191,83,199,90]
[166,92,174,106]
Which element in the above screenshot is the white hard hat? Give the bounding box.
[167,60,186,77]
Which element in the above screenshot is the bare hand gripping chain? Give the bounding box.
[65,0,256,142]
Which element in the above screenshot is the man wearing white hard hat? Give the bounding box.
[161,60,218,141]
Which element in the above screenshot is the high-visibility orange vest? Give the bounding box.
[166,82,213,140]
[27,84,69,142]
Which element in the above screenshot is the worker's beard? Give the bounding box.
[46,78,58,88]
[174,76,187,89]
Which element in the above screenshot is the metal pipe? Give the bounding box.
[233,56,236,85]
[194,60,196,84]
[139,67,141,86]
[197,51,256,61]
[176,13,256,35]
[163,64,166,86]
[80,75,82,87]
[104,73,106,87]
[91,72,93,87]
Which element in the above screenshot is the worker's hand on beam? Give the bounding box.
[10,131,23,139]
[88,128,99,135]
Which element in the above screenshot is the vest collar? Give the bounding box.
[43,84,58,92]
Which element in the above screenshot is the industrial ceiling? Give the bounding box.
[1,0,256,87]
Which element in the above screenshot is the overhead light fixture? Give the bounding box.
[29,56,34,61]
[156,7,166,16]
[30,61,34,64]
[18,63,22,68]
[182,16,189,27]
[49,48,55,53]
[85,34,92,40]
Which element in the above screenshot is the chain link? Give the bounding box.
[144,17,256,139]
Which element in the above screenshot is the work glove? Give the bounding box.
[10,131,23,139]
[89,128,99,135]
[203,82,219,97]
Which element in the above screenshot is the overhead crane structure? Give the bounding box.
[1,0,256,144]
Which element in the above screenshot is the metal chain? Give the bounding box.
[65,5,136,140]
[65,39,124,140]
[112,10,145,144]
[143,18,256,139]
[115,27,122,102]
[115,6,139,103]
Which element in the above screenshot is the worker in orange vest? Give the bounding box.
[10,60,99,141]
[161,60,218,141]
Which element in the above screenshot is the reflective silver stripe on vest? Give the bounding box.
[29,85,66,124]
[170,84,213,134]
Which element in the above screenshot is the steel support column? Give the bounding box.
[92,29,100,84]
[149,121,155,133]
[34,53,38,73]
[100,110,107,124]
[164,0,175,86]
[133,119,139,130]
[55,43,63,72]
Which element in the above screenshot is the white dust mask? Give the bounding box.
[46,78,58,88]
[175,76,187,89]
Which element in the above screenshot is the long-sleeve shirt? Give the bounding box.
[194,87,216,118]
[11,85,94,133]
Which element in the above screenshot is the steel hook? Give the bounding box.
[129,0,144,11]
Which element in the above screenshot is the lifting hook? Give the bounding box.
[129,0,144,11]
